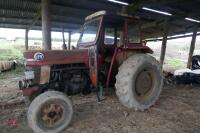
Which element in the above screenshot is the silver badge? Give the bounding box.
[34,52,44,61]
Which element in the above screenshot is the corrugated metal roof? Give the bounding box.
[0,0,199,39]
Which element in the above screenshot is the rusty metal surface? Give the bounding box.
[40,65,51,84]
[41,103,64,128]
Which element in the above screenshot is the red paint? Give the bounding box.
[8,119,17,127]
[24,49,89,66]
[124,20,129,48]
[121,46,153,53]
[106,47,118,88]
[90,71,97,87]
[22,86,38,96]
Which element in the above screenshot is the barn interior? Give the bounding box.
[0,0,200,133]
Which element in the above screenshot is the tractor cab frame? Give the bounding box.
[77,11,152,91]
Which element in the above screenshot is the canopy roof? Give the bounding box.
[0,0,199,39]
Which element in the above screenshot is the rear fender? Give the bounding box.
[124,45,153,54]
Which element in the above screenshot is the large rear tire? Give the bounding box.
[27,91,73,133]
[115,54,163,111]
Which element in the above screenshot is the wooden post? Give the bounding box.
[62,28,67,49]
[25,29,29,50]
[187,26,198,68]
[160,19,169,68]
[41,0,51,50]
[68,32,71,50]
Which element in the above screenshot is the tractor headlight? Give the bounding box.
[34,52,44,61]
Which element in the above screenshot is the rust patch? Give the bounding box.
[40,65,51,84]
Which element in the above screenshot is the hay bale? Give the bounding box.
[0,61,16,72]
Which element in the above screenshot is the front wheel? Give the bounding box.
[115,54,163,111]
[27,91,73,133]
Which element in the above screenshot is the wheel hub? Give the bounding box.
[48,112,57,119]
[41,103,64,127]
[135,69,153,97]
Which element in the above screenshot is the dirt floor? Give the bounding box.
[0,74,200,133]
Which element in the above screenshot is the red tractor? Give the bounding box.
[19,11,163,133]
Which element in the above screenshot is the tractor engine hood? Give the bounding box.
[24,49,89,66]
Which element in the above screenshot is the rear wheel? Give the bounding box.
[27,91,73,133]
[115,54,163,111]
